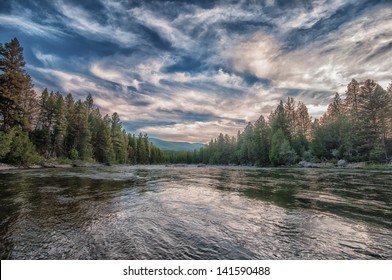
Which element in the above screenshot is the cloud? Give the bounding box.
[33,50,59,67]
[53,0,139,47]
[90,63,141,91]
[174,4,262,28]
[0,14,64,38]
[228,4,392,95]
[31,66,103,97]
[130,7,193,50]
[3,0,391,143]
[140,120,246,143]
[271,0,354,31]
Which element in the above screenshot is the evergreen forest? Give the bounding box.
[1,38,392,167]
[169,78,392,165]
[0,38,163,165]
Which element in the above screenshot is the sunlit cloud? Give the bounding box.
[228,5,392,95]
[141,120,246,143]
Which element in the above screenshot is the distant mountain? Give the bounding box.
[150,138,205,151]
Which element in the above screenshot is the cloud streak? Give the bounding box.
[0,14,64,38]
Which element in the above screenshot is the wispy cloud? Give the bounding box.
[53,0,139,47]
[33,49,60,67]
[228,4,392,94]
[130,7,193,50]
[0,14,64,38]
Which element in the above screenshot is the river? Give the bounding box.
[0,165,391,259]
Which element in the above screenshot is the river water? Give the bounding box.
[0,165,391,259]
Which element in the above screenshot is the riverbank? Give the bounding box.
[0,162,106,171]
[297,160,392,170]
[2,161,392,172]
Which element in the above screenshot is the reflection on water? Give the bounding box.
[0,166,391,259]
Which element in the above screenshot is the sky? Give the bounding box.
[1,0,391,143]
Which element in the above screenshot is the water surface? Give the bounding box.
[0,165,391,259]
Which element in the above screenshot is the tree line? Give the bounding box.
[2,37,391,167]
[0,38,163,165]
[168,79,392,166]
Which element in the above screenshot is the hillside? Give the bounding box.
[149,138,204,151]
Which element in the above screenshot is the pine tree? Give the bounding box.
[269,128,296,166]
[254,115,271,166]
[67,100,92,160]
[52,92,67,157]
[127,134,137,164]
[284,97,296,136]
[111,112,127,163]
[0,38,36,131]
[34,89,59,157]
[94,114,114,163]
[269,100,290,138]
[136,132,148,164]
[357,80,391,160]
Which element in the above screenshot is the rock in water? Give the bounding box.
[298,161,312,168]
[337,159,347,167]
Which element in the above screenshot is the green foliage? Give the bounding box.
[168,78,392,166]
[0,38,163,166]
[111,113,128,163]
[369,141,385,162]
[68,148,79,161]
[0,38,36,131]
[5,127,40,165]
[0,128,15,160]
[94,115,114,163]
[269,129,297,166]
[291,133,309,159]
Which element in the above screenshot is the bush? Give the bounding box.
[369,142,385,162]
[270,129,298,166]
[68,148,79,160]
[5,127,40,165]
[0,129,15,160]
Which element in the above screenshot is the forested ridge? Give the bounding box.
[1,38,392,167]
[0,38,163,165]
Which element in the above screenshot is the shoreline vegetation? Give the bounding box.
[1,38,392,170]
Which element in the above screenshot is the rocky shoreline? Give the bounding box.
[297,160,391,169]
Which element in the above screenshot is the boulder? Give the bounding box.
[337,159,347,168]
[298,161,312,168]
